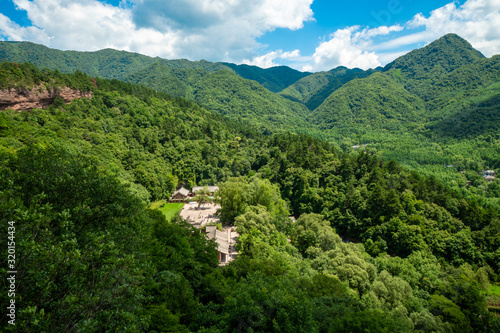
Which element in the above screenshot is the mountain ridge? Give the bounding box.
[1,34,499,173]
[279,66,380,111]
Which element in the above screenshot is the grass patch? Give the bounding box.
[157,202,184,221]
[489,284,500,296]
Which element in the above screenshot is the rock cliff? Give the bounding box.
[0,86,92,111]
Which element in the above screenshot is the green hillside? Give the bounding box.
[417,55,500,120]
[0,63,499,331]
[190,69,312,131]
[429,93,500,141]
[222,62,311,92]
[124,62,313,132]
[0,42,313,132]
[280,66,378,110]
[384,33,486,97]
[1,35,500,205]
[0,62,267,199]
[124,61,193,98]
[0,41,228,81]
[0,41,157,79]
[385,34,485,78]
[0,41,308,93]
[309,72,426,132]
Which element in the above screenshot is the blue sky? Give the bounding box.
[1,0,500,71]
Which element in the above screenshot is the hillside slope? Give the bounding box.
[222,62,311,92]
[0,41,228,80]
[124,61,195,99]
[384,33,486,97]
[1,62,499,332]
[309,72,426,132]
[0,42,313,132]
[190,69,311,131]
[1,35,500,194]
[280,66,379,110]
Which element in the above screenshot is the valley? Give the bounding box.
[0,34,499,332]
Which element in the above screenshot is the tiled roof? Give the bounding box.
[172,187,190,197]
[206,228,230,254]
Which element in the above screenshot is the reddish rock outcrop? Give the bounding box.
[0,86,92,111]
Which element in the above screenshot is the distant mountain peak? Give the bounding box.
[385,33,485,76]
[430,33,485,56]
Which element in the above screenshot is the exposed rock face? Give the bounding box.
[0,86,92,111]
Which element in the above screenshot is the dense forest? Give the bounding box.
[1,34,499,204]
[0,62,499,332]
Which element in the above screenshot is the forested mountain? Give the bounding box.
[188,69,312,131]
[296,35,500,199]
[123,62,312,132]
[0,41,314,133]
[124,61,202,99]
[384,33,485,84]
[429,94,500,140]
[221,62,311,92]
[308,72,426,132]
[1,34,499,198]
[279,66,379,110]
[0,41,228,80]
[309,34,496,126]
[0,63,499,332]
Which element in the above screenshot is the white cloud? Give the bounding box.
[407,0,500,56]
[0,0,180,57]
[243,51,280,68]
[302,0,500,72]
[259,0,314,30]
[0,0,314,62]
[282,49,301,59]
[129,0,314,61]
[242,49,301,68]
[305,27,382,71]
[0,13,49,42]
[355,24,404,40]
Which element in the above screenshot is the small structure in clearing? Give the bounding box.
[170,187,190,202]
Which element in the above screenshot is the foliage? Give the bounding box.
[0,34,499,331]
[2,37,499,203]
[0,145,153,331]
[0,64,269,202]
[308,72,426,131]
[193,187,212,209]
[279,66,379,110]
[190,69,311,133]
[217,176,289,224]
[222,62,311,93]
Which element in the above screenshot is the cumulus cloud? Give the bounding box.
[408,0,500,56]
[242,49,301,68]
[129,0,314,61]
[0,0,180,57]
[304,27,382,71]
[243,51,281,68]
[281,49,301,59]
[0,13,48,42]
[303,0,500,71]
[0,0,314,62]
[132,0,313,32]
